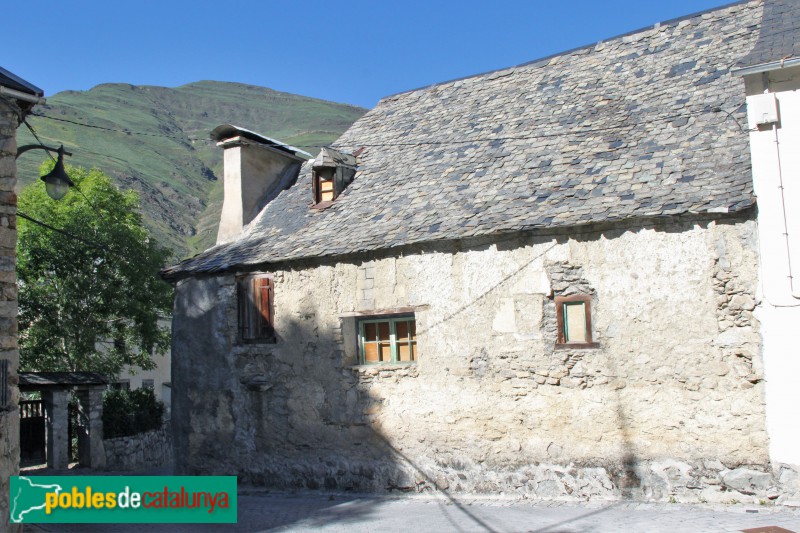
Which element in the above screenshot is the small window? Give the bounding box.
[555,295,598,347]
[358,316,417,364]
[314,168,336,204]
[311,147,357,207]
[111,380,130,391]
[237,274,275,343]
[141,379,154,390]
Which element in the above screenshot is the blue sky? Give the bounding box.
[5,0,735,109]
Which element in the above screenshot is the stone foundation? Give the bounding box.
[226,455,799,505]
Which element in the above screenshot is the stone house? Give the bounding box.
[163,0,799,502]
[0,67,44,531]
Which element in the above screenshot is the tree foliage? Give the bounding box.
[102,387,165,438]
[18,164,173,376]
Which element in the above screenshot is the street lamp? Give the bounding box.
[16,144,74,200]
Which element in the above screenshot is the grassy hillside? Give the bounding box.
[17,81,366,257]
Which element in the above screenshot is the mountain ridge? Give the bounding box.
[17,80,367,257]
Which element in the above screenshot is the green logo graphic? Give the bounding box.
[9,476,237,523]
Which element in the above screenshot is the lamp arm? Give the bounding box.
[16,144,73,160]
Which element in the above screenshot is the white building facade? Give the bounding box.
[740,64,800,470]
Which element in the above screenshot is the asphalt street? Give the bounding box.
[23,490,800,533]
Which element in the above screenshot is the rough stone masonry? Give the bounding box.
[0,99,21,530]
[172,216,800,503]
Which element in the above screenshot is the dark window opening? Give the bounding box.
[1,359,8,408]
[111,380,130,391]
[238,275,276,343]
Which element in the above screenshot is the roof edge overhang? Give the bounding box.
[732,57,800,77]
[0,85,46,106]
[0,66,44,96]
[210,124,311,159]
[216,135,309,163]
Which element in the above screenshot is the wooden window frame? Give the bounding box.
[357,315,417,365]
[312,168,336,208]
[555,294,599,349]
[237,274,276,344]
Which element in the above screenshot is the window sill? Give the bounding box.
[349,363,417,370]
[311,200,335,210]
[555,342,600,350]
[236,338,277,346]
[348,363,419,377]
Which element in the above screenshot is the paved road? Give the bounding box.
[23,490,800,533]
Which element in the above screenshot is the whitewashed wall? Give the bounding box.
[745,65,800,468]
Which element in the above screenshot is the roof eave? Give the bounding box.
[732,57,800,77]
[210,124,312,159]
[216,136,309,163]
[0,66,44,96]
[160,204,755,283]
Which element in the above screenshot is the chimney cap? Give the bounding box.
[210,124,312,159]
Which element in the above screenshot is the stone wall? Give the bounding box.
[0,99,20,530]
[172,216,780,502]
[104,424,172,471]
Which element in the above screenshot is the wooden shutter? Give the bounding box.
[238,276,274,341]
[254,277,274,338]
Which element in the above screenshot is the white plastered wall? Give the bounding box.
[745,65,800,466]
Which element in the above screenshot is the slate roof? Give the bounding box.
[735,0,800,73]
[163,0,761,280]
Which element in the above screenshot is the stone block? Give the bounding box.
[492,298,517,333]
[722,468,773,495]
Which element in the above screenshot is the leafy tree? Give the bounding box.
[17,164,173,376]
[102,387,165,438]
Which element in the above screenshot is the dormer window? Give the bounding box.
[311,147,357,207]
[314,168,336,203]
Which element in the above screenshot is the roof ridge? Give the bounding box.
[381,0,752,102]
[162,0,759,280]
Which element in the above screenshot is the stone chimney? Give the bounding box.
[211,124,310,245]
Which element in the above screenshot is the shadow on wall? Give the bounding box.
[186,209,771,514]
[170,276,413,493]
[172,244,651,499]
[168,266,555,521]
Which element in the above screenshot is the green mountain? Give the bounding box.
[16,81,367,257]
